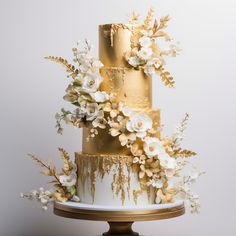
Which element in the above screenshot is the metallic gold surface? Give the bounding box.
[82,109,160,155]
[54,202,185,222]
[100,68,152,109]
[99,24,135,67]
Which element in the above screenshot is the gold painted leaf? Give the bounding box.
[173,148,197,157]
[45,56,78,79]
[158,67,175,88]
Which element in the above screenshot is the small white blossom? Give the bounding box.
[81,73,102,93]
[139,36,152,48]
[143,137,163,158]
[126,113,153,138]
[59,173,77,187]
[128,56,141,67]
[144,66,156,78]
[86,103,99,121]
[137,47,153,61]
[90,91,109,103]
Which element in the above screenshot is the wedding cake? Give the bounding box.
[22,9,202,213]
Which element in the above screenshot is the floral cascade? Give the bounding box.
[22,9,203,213]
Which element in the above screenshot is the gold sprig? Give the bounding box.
[29,154,61,185]
[158,67,175,88]
[144,8,155,30]
[58,148,74,175]
[172,148,197,158]
[45,56,78,79]
[159,15,170,30]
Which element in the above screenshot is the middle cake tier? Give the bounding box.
[100,67,152,109]
[82,109,160,155]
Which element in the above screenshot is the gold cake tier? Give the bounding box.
[100,67,152,109]
[99,24,136,67]
[82,109,160,155]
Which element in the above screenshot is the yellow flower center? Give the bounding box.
[149,146,154,152]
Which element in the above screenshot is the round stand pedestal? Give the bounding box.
[103,222,138,236]
[54,201,185,236]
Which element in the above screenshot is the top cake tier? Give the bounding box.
[99,24,136,67]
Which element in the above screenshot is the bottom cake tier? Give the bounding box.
[75,152,156,206]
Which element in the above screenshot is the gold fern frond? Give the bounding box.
[45,56,78,79]
[144,8,155,30]
[29,154,61,184]
[172,148,197,158]
[58,148,73,175]
[158,67,175,88]
[159,15,170,30]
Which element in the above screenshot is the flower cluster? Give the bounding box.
[126,8,181,88]
[47,40,109,136]
[21,188,53,211]
[22,149,80,210]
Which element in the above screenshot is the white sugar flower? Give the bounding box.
[92,59,103,68]
[121,106,134,117]
[90,91,109,103]
[139,36,152,48]
[119,133,136,146]
[137,47,153,61]
[147,179,164,188]
[86,103,99,121]
[144,66,156,78]
[143,137,163,158]
[81,73,102,93]
[92,111,107,129]
[59,173,77,187]
[128,56,141,67]
[126,113,152,138]
[159,155,177,173]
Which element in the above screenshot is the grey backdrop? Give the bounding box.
[1,0,235,235]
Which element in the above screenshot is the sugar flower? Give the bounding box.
[137,47,153,61]
[139,36,152,48]
[86,103,99,121]
[126,113,152,138]
[90,91,109,103]
[59,173,77,187]
[143,137,163,158]
[81,73,102,93]
[128,56,141,67]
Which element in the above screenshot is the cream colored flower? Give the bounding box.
[81,73,102,93]
[147,178,163,188]
[119,133,136,146]
[90,91,109,103]
[121,106,134,117]
[143,137,163,158]
[86,103,99,121]
[133,155,146,164]
[92,111,107,129]
[139,36,152,48]
[137,47,153,61]
[144,66,156,78]
[59,173,77,187]
[126,113,152,138]
[128,56,141,67]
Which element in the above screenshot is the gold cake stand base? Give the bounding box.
[54,201,185,236]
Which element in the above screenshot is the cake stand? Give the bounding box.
[54,200,185,236]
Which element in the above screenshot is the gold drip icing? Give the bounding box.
[99,24,136,67]
[75,153,154,205]
[133,189,142,205]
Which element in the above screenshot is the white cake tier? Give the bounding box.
[76,153,156,206]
